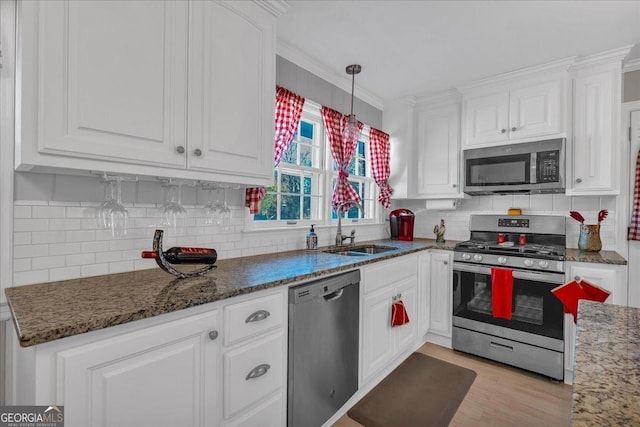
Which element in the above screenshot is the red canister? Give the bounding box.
[497,233,505,243]
[519,234,527,245]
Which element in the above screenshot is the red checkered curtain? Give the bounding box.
[245,86,305,214]
[369,128,393,209]
[629,147,640,240]
[321,106,364,211]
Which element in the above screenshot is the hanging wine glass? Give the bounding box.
[203,185,221,226]
[108,176,128,237]
[220,186,231,230]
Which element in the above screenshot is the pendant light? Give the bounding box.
[343,64,362,145]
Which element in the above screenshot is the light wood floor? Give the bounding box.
[333,342,572,427]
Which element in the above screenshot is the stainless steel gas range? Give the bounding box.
[452,215,566,380]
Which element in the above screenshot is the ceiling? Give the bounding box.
[276,1,640,107]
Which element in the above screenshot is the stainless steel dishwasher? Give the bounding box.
[287,269,360,427]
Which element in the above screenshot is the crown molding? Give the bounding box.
[254,0,289,17]
[569,45,634,71]
[624,57,640,73]
[276,39,385,110]
[415,88,462,106]
[384,96,417,108]
[458,56,576,93]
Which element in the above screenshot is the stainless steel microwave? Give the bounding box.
[463,138,565,195]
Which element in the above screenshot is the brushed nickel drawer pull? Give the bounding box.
[245,310,271,323]
[246,363,270,380]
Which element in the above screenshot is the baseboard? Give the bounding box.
[426,332,452,348]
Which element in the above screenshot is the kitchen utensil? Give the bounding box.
[598,209,608,223]
[569,211,585,223]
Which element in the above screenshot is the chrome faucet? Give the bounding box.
[335,200,362,246]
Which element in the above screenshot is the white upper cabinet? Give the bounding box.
[187,1,275,180]
[414,101,462,198]
[463,79,563,148]
[18,0,189,168]
[17,0,283,186]
[566,46,631,195]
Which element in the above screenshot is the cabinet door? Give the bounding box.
[19,0,188,168]
[58,311,220,427]
[509,80,561,139]
[569,264,624,305]
[187,0,275,182]
[570,69,617,193]
[429,252,453,337]
[394,276,419,354]
[361,287,396,383]
[415,105,461,197]
[464,92,509,146]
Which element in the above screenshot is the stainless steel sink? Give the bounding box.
[324,245,398,256]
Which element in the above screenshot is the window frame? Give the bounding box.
[250,100,381,230]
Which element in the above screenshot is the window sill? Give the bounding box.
[242,221,384,234]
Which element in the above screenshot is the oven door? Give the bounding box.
[452,262,564,341]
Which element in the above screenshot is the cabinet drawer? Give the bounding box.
[223,393,284,427]
[224,291,284,346]
[362,255,418,294]
[223,331,284,420]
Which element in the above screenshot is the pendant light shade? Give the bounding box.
[343,64,362,145]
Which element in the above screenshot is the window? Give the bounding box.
[253,101,378,227]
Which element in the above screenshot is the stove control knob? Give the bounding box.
[473,254,483,262]
[497,256,507,265]
[523,259,534,267]
[538,260,550,269]
[462,253,471,261]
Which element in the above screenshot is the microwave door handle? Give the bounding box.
[530,152,537,184]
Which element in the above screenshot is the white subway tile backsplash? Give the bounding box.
[66,253,96,267]
[31,231,66,245]
[109,261,134,274]
[66,230,96,242]
[14,244,49,259]
[49,242,83,255]
[13,258,31,272]
[49,218,82,231]
[81,264,109,278]
[109,239,134,251]
[14,206,32,218]
[32,206,66,218]
[81,241,110,253]
[50,266,81,281]
[14,270,49,286]
[97,251,123,263]
[32,255,66,270]
[14,218,48,232]
[14,232,31,245]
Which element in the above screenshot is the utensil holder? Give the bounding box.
[578,224,602,252]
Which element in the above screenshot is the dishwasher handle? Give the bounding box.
[323,288,344,302]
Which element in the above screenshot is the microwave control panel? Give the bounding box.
[498,218,530,228]
[537,150,560,183]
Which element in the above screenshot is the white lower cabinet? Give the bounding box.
[57,310,221,427]
[428,251,453,339]
[12,288,287,427]
[563,262,627,380]
[360,255,419,384]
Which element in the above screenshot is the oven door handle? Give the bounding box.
[453,262,565,284]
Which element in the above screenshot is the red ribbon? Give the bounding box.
[339,169,349,178]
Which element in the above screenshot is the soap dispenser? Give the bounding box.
[306,224,318,250]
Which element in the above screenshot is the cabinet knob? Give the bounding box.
[511,127,517,132]
[576,178,582,183]
[452,184,457,188]
[500,129,506,134]
[246,363,270,380]
[176,145,185,154]
[208,330,218,341]
[194,148,202,157]
[443,260,448,265]
[574,276,581,281]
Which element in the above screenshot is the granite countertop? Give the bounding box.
[5,238,457,347]
[572,301,640,426]
[565,249,627,265]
